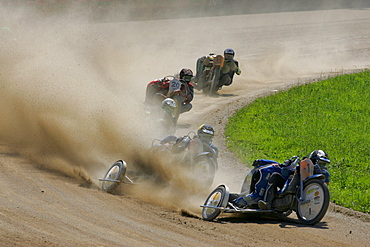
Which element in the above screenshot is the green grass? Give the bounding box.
[225,70,370,213]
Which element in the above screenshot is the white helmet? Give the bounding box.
[162,98,177,113]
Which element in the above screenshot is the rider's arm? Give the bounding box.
[230,60,241,75]
[222,60,241,75]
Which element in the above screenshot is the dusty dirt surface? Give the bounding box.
[1,3,370,247]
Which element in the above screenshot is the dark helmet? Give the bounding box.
[197,124,215,143]
[224,48,235,56]
[179,68,193,83]
[309,150,330,167]
[224,48,235,61]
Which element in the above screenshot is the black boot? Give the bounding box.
[258,183,274,210]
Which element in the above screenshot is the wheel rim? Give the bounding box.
[102,165,120,190]
[204,190,222,216]
[298,182,325,221]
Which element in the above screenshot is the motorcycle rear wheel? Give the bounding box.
[101,160,126,193]
[202,185,229,221]
[296,179,330,225]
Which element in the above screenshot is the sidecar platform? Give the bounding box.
[201,203,274,214]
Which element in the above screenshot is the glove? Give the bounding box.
[236,67,241,75]
[233,197,248,208]
[281,159,293,167]
[175,137,184,144]
[252,159,261,167]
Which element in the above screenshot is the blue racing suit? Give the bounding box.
[234,159,294,207]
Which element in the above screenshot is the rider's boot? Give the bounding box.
[258,200,271,210]
[233,195,254,208]
[258,184,274,210]
[228,193,240,202]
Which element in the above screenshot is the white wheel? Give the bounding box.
[101,160,126,193]
[296,179,330,225]
[202,185,229,221]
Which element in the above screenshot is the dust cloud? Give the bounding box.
[0,2,219,193]
[0,3,165,183]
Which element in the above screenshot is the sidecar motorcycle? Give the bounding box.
[201,156,330,225]
[99,132,218,193]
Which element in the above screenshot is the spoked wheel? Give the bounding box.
[101,160,127,193]
[296,179,330,225]
[192,156,216,189]
[202,185,229,221]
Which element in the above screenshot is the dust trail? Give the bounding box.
[0,5,158,183]
[0,2,206,196]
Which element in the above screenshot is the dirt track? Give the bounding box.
[1,4,370,247]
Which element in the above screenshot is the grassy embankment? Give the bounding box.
[225,70,370,213]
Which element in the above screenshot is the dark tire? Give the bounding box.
[276,209,293,221]
[101,160,126,193]
[296,179,330,225]
[202,185,229,221]
[192,156,216,188]
[209,68,220,95]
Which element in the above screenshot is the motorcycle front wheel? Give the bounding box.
[172,95,183,125]
[101,160,127,193]
[209,67,220,95]
[192,156,216,189]
[296,179,330,225]
[202,185,229,221]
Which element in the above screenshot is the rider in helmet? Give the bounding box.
[232,150,330,210]
[197,124,215,143]
[219,48,241,89]
[190,124,219,159]
[178,68,195,113]
[309,150,331,184]
[144,68,194,114]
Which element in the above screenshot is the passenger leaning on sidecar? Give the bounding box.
[144,68,194,114]
[232,150,331,210]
